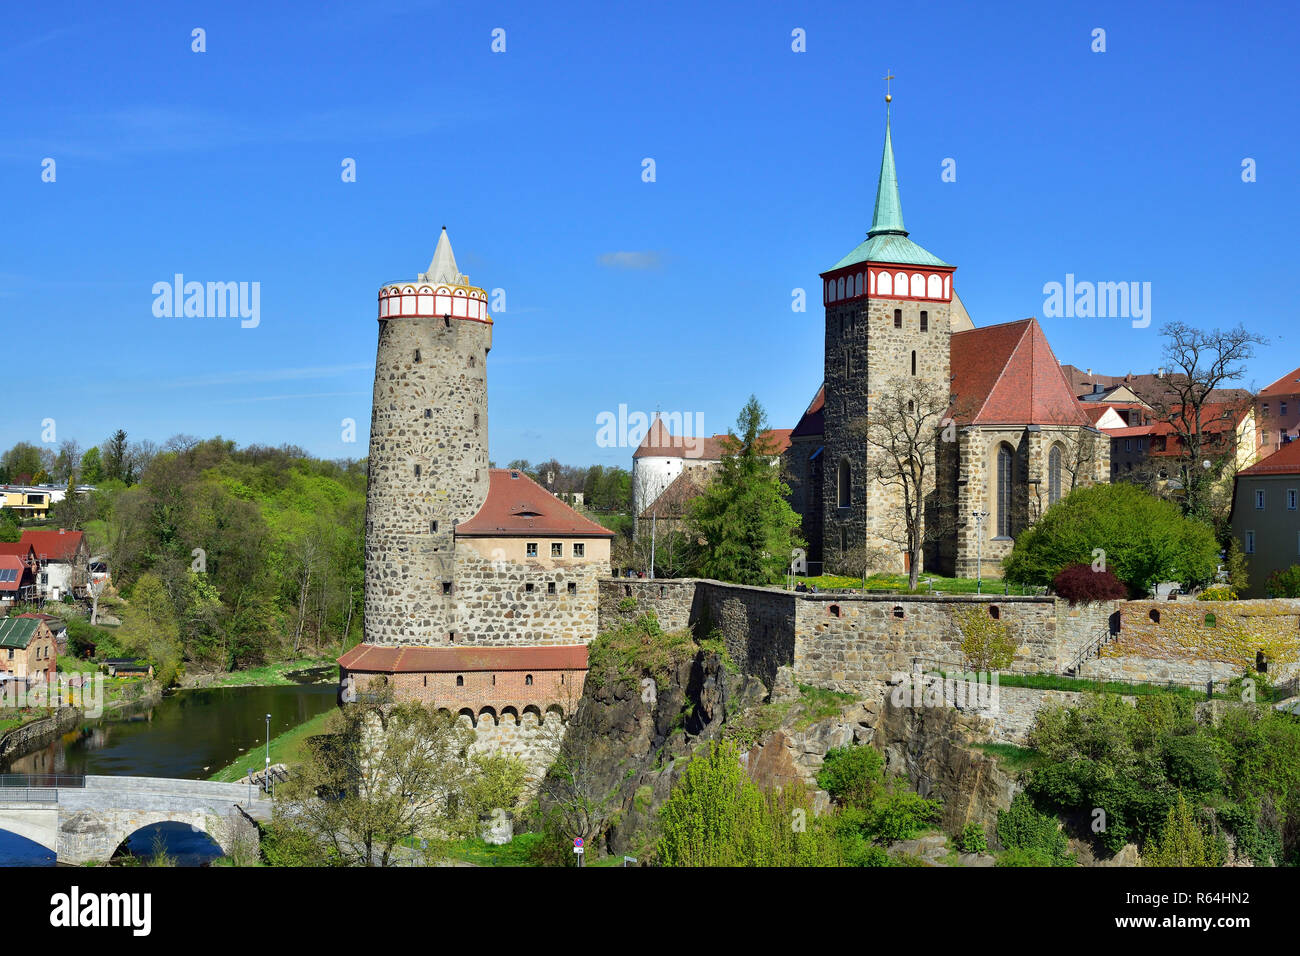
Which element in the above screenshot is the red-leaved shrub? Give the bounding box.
[1051,563,1129,604]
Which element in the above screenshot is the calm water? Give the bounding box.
[0,681,337,865]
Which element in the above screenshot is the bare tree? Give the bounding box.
[857,376,953,591]
[1147,322,1264,522]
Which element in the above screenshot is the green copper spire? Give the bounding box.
[868,106,907,238]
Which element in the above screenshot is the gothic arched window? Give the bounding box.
[996,444,1014,537]
[1048,444,1063,505]
[838,458,851,508]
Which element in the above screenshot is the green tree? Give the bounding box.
[1143,793,1223,867]
[118,572,183,685]
[0,442,43,483]
[657,740,841,866]
[686,396,803,585]
[956,606,1019,672]
[273,685,475,866]
[103,429,130,484]
[80,446,104,484]
[1003,483,1219,595]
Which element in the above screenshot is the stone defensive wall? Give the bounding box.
[597,580,1300,695]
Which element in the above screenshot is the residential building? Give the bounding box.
[1257,366,1300,456]
[0,616,58,684]
[1229,441,1300,596]
[19,529,89,600]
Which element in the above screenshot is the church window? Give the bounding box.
[456,675,464,686]
[894,309,902,329]
[838,458,851,508]
[911,351,917,376]
[838,277,845,298]
[1048,445,1063,505]
[920,311,928,332]
[855,273,864,296]
[996,444,1014,537]
[525,674,534,686]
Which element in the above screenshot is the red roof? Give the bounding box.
[1260,367,1300,398]
[950,319,1089,426]
[0,555,23,591]
[632,418,792,460]
[19,529,84,562]
[1239,440,1300,476]
[0,543,37,562]
[790,386,825,439]
[456,469,614,537]
[338,643,588,673]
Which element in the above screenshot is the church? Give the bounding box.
[784,97,1109,579]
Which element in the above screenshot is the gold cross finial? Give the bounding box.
[884,70,895,103]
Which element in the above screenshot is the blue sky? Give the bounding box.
[3,0,1297,469]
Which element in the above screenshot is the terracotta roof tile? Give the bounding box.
[456,469,614,537]
[950,319,1089,426]
[633,419,791,460]
[1260,367,1300,398]
[338,643,588,673]
[1238,440,1300,476]
[19,530,84,562]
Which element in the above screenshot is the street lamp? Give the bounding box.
[264,713,272,794]
[971,511,989,594]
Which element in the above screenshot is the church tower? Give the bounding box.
[364,228,493,646]
[820,99,957,574]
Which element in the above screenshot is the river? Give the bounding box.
[0,679,337,866]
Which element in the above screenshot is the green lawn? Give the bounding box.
[797,573,1043,596]
[189,657,339,688]
[207,708,337,782]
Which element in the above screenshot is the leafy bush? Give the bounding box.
[1266,564,1300,598]
[585,612,695,688]
[1051,563,1129,603]
[958,821,988,854]
[1196,585,1238,601]
[1143,794,1224,867]
[995,793,1074,866]
[1004,483,1220,595]
[1161,735,1224,794]
[956,607,1018,672]
[817,745,885,809]
[871,790,942,842]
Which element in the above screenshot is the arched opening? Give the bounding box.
[996,443,1014,537]
[838,458,851,508]
[455,674,464,686]
[1048,444,1064,505]
[0,829,57,866]
[111,822,224,867]
[525,674,534,686]
[828,604,841,618]
[989,605,1001,620]
[1204,613,1217,628]
[892,605,905,619]
[1149,609,1161,624]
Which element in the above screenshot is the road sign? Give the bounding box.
[574,837,584,848]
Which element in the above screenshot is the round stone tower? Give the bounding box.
[364,227,492,646]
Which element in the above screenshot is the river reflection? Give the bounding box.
[0,682,337,865]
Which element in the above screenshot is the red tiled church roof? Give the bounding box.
[455,469,614,537]
[950,318,1090,426]
[338,643,588,673]
[790,386,825,439]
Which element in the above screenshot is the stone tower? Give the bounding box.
[364,228,493,645]
[819,104,957,574]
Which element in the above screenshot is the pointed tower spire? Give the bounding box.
[868,97,907,239]
[421,226,466,285]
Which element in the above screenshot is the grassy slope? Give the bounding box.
[207,708,336,782]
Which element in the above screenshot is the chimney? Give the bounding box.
[1086,368,1092,376]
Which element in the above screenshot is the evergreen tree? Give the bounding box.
[80,446,104,484]
[687,396,803,586]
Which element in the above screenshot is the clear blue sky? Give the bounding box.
[3,0,1297,469]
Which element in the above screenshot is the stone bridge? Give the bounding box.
[0,775,272,864]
